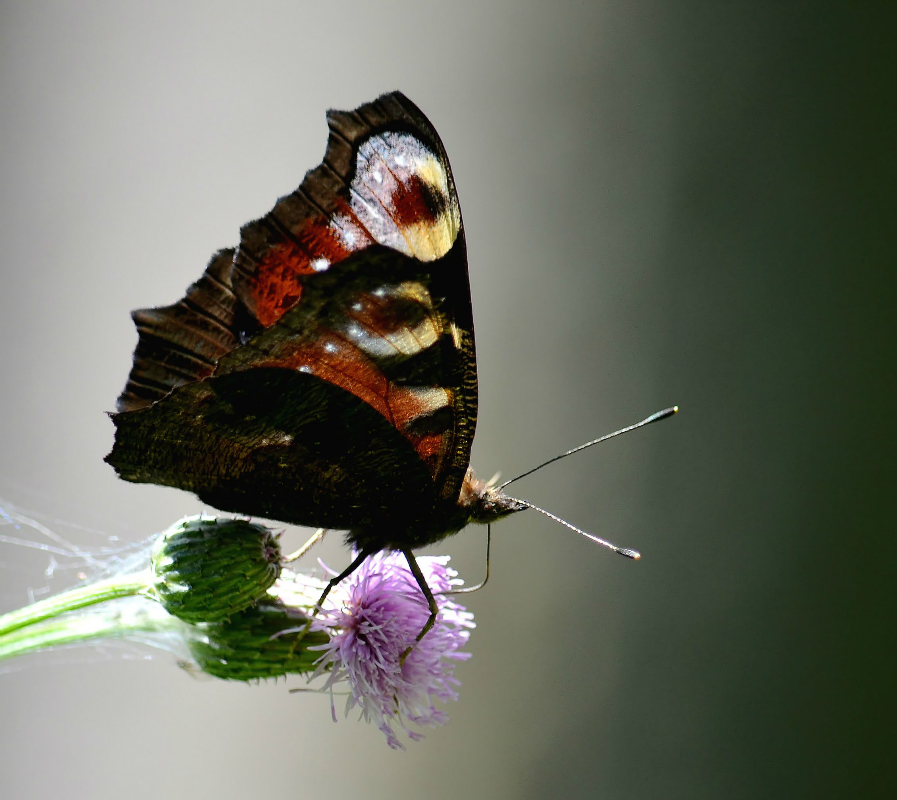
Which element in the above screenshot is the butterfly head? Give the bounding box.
[459,468,528,526]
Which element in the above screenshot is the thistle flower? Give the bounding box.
[310,552,474,750]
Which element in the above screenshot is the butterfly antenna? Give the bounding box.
[506,497,641,559]
[497,406,678,490]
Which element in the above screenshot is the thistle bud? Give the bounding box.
[187,600,328,681]
[151,515,281,623]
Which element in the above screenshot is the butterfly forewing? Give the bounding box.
[116,249,240,412]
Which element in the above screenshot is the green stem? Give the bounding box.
[0,600,179,663]
[0,570,154,638]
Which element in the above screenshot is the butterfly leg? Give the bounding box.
[399,548,440,665]
[283,528,328,563]
[312,548,372,617]
[448,523,491,595]
[291,548,373,651]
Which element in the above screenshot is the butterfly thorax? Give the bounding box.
[346,467,526,552]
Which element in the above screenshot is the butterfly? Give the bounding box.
[106,92,664,646]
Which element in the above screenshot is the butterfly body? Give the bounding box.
[106,92,526,554]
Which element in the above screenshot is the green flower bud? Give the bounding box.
[187,600,328,681]
[151,515,281,623]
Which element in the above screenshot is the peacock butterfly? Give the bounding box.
[106,92,661,638]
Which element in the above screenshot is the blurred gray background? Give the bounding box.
[1,2,893,798]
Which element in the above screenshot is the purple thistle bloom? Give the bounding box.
[311,552,474,749]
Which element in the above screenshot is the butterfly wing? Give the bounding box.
[106,92,477,530]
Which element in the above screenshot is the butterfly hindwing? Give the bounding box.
[106,92,477,528]
[108,365,438,530]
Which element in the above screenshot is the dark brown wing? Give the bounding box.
[107,92,477,527]
[108,365,440,530]
[116,248,239,412]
